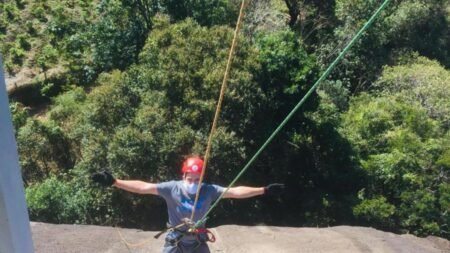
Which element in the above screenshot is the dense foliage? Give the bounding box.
[3,0,449,238]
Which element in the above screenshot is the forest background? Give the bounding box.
[1,0,449,239]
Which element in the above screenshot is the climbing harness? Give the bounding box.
[157,218,216,253]
[155,218,216,242]
[116,218,216,248]
[163,227,215,244]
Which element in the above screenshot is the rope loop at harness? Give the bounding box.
[190,228,216,243]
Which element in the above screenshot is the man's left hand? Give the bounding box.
[264,183,285,196]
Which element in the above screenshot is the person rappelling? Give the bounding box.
[89,0,394,251]
[92,156,284,253]
[90,3,286,252]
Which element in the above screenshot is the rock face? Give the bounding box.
[31,222,449,253]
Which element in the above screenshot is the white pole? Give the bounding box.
[0,55,35,253]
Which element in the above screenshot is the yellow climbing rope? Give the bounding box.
[190,0,247,221]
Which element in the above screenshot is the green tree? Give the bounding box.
[283,0,337,42]
[9,101,29,135]
[341,93,449,236]
[17,119,74,185]
[255,30,319,131]
[375,56,450,130]
[36,45,59,77]
[46,4,78,39]
[159,0,239,26]
[327,0,450,91]
[26,176,113,224]
[136,16,264,133]
[353,196,395,228]
[89,0,153,72]
[48,86,87,128]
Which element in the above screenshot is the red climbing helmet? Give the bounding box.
[182,157,204,174]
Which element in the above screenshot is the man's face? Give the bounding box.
[183,172,201,184]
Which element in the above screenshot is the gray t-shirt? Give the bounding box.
[157,180,225,229]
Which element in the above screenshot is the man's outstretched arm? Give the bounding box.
[223,186,264,199]
[223,183,284,199]
[92,171,158,195]
[114,179,158,195]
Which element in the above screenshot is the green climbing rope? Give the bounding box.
[195,0,392,228]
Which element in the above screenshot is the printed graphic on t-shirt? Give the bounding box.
[179,194,205,213]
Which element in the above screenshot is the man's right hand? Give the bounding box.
[92,170,116,186]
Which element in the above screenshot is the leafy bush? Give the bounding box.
[26,177,113,224]
[16,33,32,50]
[0,15,7,33]
[353,196,395,227]
[9,46,25,65]
[17,119,74,184]
[376,57,450,129]
[88,0,150,72]
[160,0,239,26]
[47,4,77,38]
[36,45,58,72]
[48,86,87,124]
[25,20,37,35]
[9,102,29,134]
[341,91,449,237]
[3,2,19,21]
[399,190,440,235]
[31,6,48,22]
[331,0,450,90]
